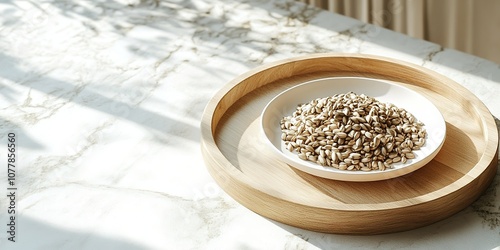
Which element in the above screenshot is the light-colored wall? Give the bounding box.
[300,0,500,64]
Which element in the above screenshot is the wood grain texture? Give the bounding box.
[200,54,499,234]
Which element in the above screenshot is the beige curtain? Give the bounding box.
[299,0,500,64]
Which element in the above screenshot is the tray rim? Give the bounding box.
[200,53,498,212]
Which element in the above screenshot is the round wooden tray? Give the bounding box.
[200,54,499,234]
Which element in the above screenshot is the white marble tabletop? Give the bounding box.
[0,0,499,249]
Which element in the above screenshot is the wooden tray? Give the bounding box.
[200,54,499,234]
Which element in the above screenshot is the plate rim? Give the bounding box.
[260,76,447,181]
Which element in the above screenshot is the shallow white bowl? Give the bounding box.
[261,77,446,182]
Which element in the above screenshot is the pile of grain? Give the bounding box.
[280,92,426,171]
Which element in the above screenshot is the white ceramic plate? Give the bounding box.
[261,77,446,182]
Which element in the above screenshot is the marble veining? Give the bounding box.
[471,166,500,230]
[0,0,499,249]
